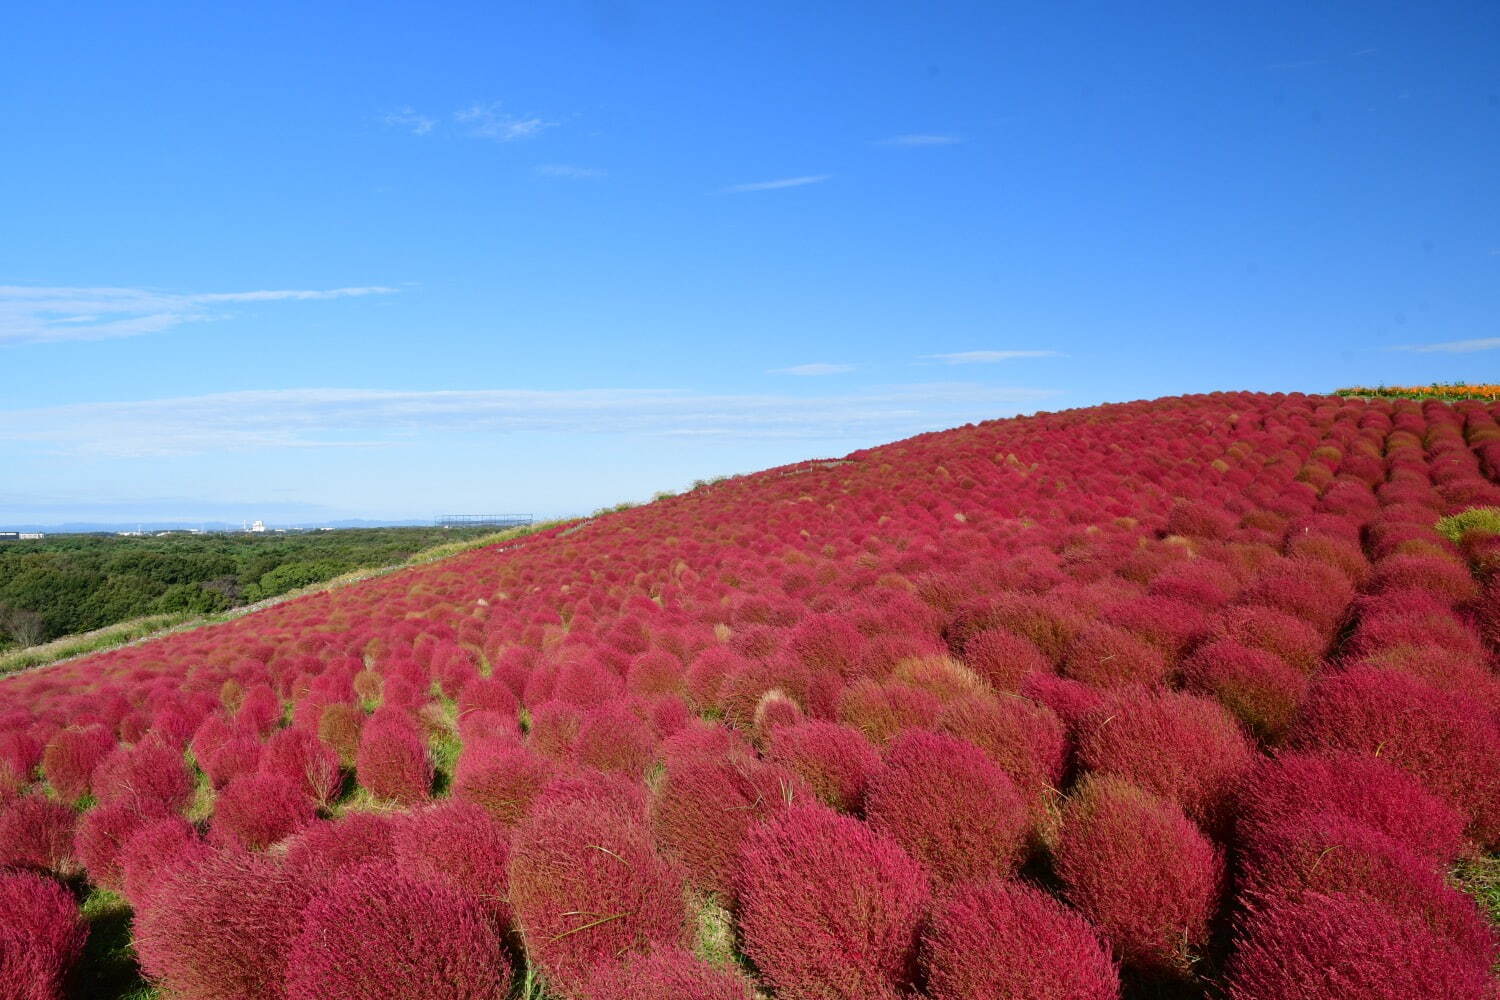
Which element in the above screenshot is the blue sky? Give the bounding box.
[2,1,1497,525]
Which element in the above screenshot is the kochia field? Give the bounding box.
[3,391,1499,1000]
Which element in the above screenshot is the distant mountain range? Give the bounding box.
[2,519,438,534]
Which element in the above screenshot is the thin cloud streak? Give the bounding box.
[1391,337,1500,354]
[878,134,962,146]
[922,350,1063,364]
[769,363,857,376]
[0,285,397,345]
[535,164,607,179]
[0,384,1061,458]
[723,175,830,193]
[454,103,553,141]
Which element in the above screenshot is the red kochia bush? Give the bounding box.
[75,799,169,891]
[1235,750,1466,864]
[1211,605,1325,671]
[580,947,755,1000]
[509,797,688,995]
[135,849,314,1000]
[0,870,86,1000]
[735,803,930,1000]
[0,795,76,875]
[210,772,316,851]
[92,736,194,813]
[258,727,342,806]
[922,880,1120,1000]
[391,800,513,930]
[41,724,115,802]
[651,754,800,900]
[286,863,511,1000]
[1076,690,1255,835]
[864,729,1029,883]
[1062,622,1169,689]
[1181,639,1308,742]
[1240,813,1497,960]
[454,739,556,826]
[283,813,397,888]
[958,628,1052,691]
[1225,892,1494,1000]
[118,815,210,911]
[1055,776,1224,977]
[765,719,882,813]
[355,709,433,805]
[1290,666,1500,847]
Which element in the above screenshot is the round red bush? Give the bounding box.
[0,795,76,876]
[734,803,930,1000]
[580,947,755,1000]
[836,678,942,745]
[1211,605,1325,671]
[210,772,316,851]
[959,628,1052,691]
[1290,666,1500,847]
[509,797,688,995]
[74,798,169,891]
[258,727,342,807]
[765,719,881,813]
[283,813,397,888]
[1240,812,1497,960]
[453,739,555,826]
[92,736,194,813]
[1225,892,1493,1000]
[391,800,513,930]
[1181,639,1308,742]
[286,862,511,1000]
[1055,775,1224,977]
[1076,689,1255,835]
[651,754,800,900]
[1062,622,1170,689]
[118,815,209,911]
[922,880,1119,1000]
[0,870,86,1000]
[41,724,115,803]
[864,729,1029,883]
[355,710,432,805]
[135,849,314,1000]
[1235,749,1466,864]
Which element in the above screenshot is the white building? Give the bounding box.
[250,520,267,533]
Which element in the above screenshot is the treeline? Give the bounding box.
[0,526,496,648]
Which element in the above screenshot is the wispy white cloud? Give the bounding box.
[922,350,1062,365]
[0,384,1060,458]
[878,134,962,146]
[0,285,397,345]
[1391,337,1500,354]
[535,164,606,179]
[722,175,830,194]
[382,107,436,135]
[769,363,857,376]
[454,102,554,141]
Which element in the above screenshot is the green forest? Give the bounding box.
[0,526,497,649]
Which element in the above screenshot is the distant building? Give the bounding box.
[251,520,267,533]
[19,532,43,540]
[0,532,18,542]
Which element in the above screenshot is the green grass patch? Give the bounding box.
[1454,855,1500,927]
[71,888,157,1000]
[1436,507,1500,544]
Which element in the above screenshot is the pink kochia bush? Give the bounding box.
[651,754,800,900]
[1234,750,1466,865]
[1225,892,1494,1000]
[1055,775,1224,977]
[0,795,76,875]
[0,870,86,1000]
[391,800,513,930]
[1290,666,1500,847]
[921,880,1120,1000]
[41,723,115,802]
[508,795,688,996]
[135,849,314,1000]
[765,719,882,813]
[210,772,316,851]
[1076,690,1255,835]
[580,947,755,1000]
[356,709,433,805]
[863,729,1029,883]
[286,863,512,1000]
[735,803,930,1000]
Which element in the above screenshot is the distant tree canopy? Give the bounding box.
[0,526,495,648]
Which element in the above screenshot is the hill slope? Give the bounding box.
[3,391,1499,1000]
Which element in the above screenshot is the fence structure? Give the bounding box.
[435,514,534,528]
